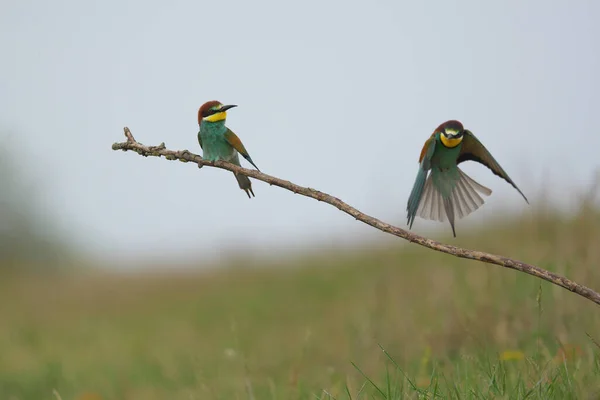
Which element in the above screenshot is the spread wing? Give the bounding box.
[458,130,528,203]
[418,135,436,170]
[407,135,437,228]
[224,129,260,171]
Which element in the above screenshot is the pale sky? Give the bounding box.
[1,0,598,265]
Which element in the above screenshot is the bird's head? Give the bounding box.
[437,120,465,148]
[198,101,237,125]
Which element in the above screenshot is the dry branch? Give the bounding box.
[112,127,600,307]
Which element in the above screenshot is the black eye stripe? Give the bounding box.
[202,108,221,117]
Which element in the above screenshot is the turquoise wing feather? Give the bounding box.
[407,136,436,228]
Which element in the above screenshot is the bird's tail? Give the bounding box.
[417,167,492,236]
[230,152,255,199]
[234,173,255,199]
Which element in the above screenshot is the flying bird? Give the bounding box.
[406,120,528,236]
[197,100,260,198]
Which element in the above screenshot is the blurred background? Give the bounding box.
[1,0,599,398]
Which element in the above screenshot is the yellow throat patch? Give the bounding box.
[203,111,227,123]
[440,133,463,148]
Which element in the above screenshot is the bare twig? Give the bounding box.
[585,332,600,350]
[112,127,600,307]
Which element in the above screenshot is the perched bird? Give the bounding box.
[406,120,528,236]
[197,100,260,198]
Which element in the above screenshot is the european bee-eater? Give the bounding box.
[406,120,528,236]
[197,100,260,198]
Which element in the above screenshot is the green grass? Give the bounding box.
[1,204,600,399]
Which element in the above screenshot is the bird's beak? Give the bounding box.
[220,104,238,112]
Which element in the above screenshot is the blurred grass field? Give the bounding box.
[1,201,600,399]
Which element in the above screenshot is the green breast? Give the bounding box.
[428,134,463,197]
[431,133,462,169]
[199,121,235,162]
